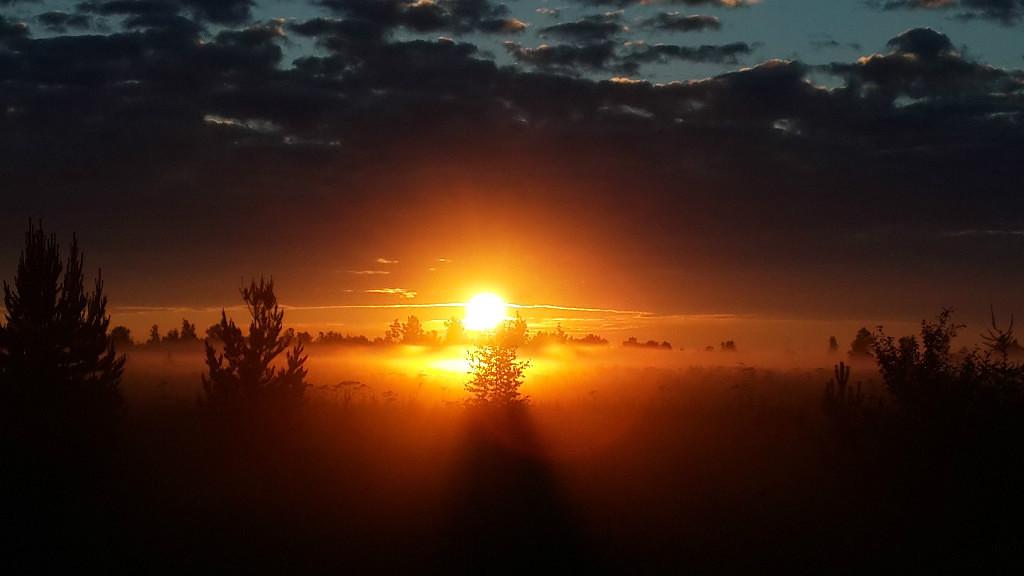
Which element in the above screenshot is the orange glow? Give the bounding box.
[464,292,506,331]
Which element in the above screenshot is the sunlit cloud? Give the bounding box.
[366,288,418,298]
[376,258,399,265]
[203,114,281,133]
[508,303,652,316]
[347,270,390,275]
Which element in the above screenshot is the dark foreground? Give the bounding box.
[3,390,1024,575]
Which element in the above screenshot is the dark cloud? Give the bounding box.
[538,13,625,43]
[77,0,252,25]
[620,41,751,71]
[646,13,721,32]
[828,27,1012,105]
[179,0,254,25]
[886,26,953,57]
[573,0,756,7]
[319,0,524,34]
[80,0,178,18]
[0,14,28,43]
[36,11,93,33]
[871,0,1024,25]
[504,40,618,73]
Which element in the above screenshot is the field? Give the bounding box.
[4,345,1023,574]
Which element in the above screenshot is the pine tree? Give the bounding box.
[202,277,308,411]
[465,342,530,406]
[0,221,124,407]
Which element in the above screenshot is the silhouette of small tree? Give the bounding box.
[0,221,124,408]
[202,277,308,411]
[981,306,1020,362]
[444,316,466,345]
[466,318,530,406]
[180,318,198,342]
[402,315,425,344]
[849,328,874,358]
[384,319,403,344]
[110,326,133,348]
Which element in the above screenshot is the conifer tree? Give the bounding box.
[0,221,124,407]
[202,277,308,411]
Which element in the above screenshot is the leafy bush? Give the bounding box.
[872,309,1024,413]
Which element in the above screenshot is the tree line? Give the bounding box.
[132,311,612,350]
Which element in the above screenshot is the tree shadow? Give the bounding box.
[439,406,599,574]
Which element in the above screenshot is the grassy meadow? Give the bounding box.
[3,343,1024,574]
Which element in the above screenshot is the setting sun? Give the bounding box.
[464,292,507,331]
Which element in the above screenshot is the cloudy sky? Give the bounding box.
[2,0,1024,348]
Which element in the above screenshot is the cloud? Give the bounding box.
[572,0,758,7]
[505,40,618,72]
[870,0,1024,25]
[620,41,752,71]
[377,258,399,265]
[0,14,28,42]
[366,288,418,299]
[645,12,721,32]
[538,13,626,43]
[318,0,525,35]
[827,27,1013,105]
[3,0,1024,326]
[36,11,92,33]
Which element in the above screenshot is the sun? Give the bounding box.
[464,292,507,331]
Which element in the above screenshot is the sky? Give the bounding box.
[2,0,1024,351]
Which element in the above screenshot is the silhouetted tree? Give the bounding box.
[180,318,198,342]
[148,324,161,345]
[873,309,966,408]
[444,316,466,345]
[720,340,736,352]
[623,337,671,350]
[849,328,874,358]
[162,328,180,343]
[466,342,530,406]
[529,324,568,347]
[828,336,839,353]
[402,315,425,344]
[316,331,371,346]
[110,326,133,348]
[0,222,124,407]
[202,277,308,411]
[573,333,609,346]
[495,313,528,347]
[981,306,1020,362]
[205,322,224,342]
[385,319,403,344]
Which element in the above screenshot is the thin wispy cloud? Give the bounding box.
[366,288,418,298]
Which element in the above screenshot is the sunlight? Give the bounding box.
[464,292,507,331]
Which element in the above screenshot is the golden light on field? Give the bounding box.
[464,292,507,331]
